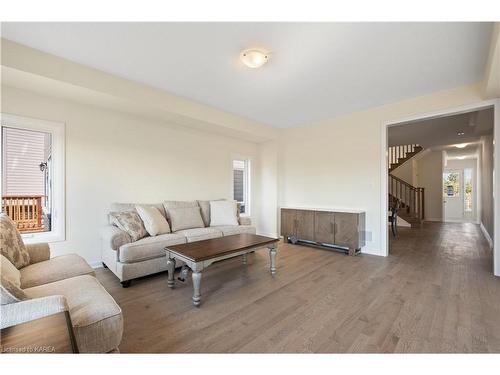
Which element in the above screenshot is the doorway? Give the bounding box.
[381,100,499,276]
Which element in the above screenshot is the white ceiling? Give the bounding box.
[1,22,494,128]
[388,107,493,151]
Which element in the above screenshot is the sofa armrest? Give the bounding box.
[0,295,68,329]
[25,243,51,264]
[101,225,131,251]
[238,216,252,226]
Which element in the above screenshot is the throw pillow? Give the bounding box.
[0,213,30,269]
[163,200,199,223]
[210,200,239,226]
[110,211,147,242]
[197,199,226,227]
[168,207,205,232]
[197,200,211,227]
[135,205,171,236]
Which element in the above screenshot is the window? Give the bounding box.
[443,171,460,197]
[232,159,250,215]
[1,114,65,243]
[464,168,473,212]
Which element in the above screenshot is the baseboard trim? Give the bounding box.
[424,218,443,222]
[480,222,494,249]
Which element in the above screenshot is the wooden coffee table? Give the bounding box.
[165,233,279,306]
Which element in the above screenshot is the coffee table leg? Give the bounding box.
[192,271,202,306]
[242,253,248,265]
[167,257,176,288]
[269,246,277,275]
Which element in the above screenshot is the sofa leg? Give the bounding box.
[102,262,108,269]
[120,280,131,288]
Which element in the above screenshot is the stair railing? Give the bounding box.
[388,144,419,168]
[388,175,425,222]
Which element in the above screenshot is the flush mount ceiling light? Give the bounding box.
[240,49,269,68]
[457,156,466,160]
[455,143,468,149]
[457,131,465,136]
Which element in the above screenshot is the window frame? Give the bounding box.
[231,157,251,217]
[1,113,66,243]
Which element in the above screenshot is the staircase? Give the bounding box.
[388,144,425,226]
[389,144,423,172]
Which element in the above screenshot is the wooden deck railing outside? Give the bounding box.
[1,195,45,232]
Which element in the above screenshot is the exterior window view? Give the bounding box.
[1,126,52,233]
[232,159,249,214]
[443,171,460,197]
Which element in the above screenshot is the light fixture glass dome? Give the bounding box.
[240,49,269,68]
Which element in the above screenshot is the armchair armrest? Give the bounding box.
[0,295,68,329]
[238,216,252,226]
[101,225,131,251]
[25,243,50,264]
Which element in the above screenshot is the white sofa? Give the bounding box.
[100,200,255,287]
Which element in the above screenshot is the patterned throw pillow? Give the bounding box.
[0,213,30,269]
[110,211,147,242]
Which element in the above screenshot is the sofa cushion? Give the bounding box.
[1,254,21,287]
[20,254,95,289]
[1,255,27,304]
[175,227,223,242]
[1,278,27,305]
[211,225,257,236]
[163,200,198,222]
[0,213,30,269]
[168,207,205,232]
[25,275,123,353]
[210,200,239,226]
[110,211,147,242]
[135,205,171,236]
[118,233,186,263]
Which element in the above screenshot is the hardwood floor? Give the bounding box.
[96,222,500,353]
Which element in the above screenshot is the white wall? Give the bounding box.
[480,135,494,240]
[1,85,262,265]
[415,151,444,221]
[391,159,415,185]
[278,83,485,255]
[257,141,279,237]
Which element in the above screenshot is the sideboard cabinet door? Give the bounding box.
[334,212,359,251]
[314,211,334,244]
[295,210,315,242]
[280,209,297,238]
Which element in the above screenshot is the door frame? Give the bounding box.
[380,99,500,277]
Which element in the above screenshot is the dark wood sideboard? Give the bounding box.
[280,207,365,255]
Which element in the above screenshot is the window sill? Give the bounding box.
[22,231,65,244]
